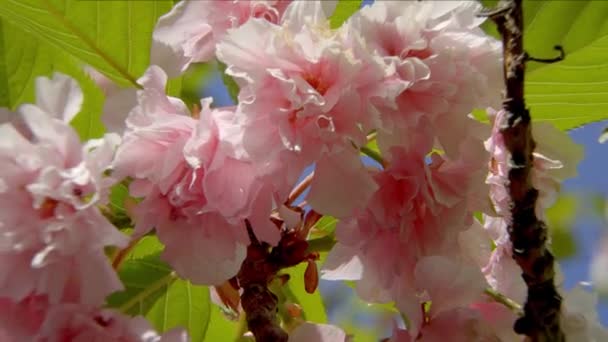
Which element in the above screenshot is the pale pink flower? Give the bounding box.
[485,108,583,218]
[561,284,608,341]
[288,322,346,342]
[531,120,584,214]
[591,236,608,295]
[390,303,518,341]
[151,0,295,76]
[483,108,583,303]
[0,295,47,341]
[0,296,188,342]
[83,66,120,97]
[322,145,489,327]
[217,1,391,217]
[109,66,281,285]
[390,256,487,338]
[38,304,189,342]
[346,0,502,158]
[478,215,526,303]
[0,74,127,306]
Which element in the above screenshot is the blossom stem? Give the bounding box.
[488,0,565,340]
[287,172,314,205]
[111,236,141,270]
[484,287,523,314]
[118,272,177,313]
[360,145,386,167]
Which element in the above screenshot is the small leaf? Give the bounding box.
[329,0,362,29]
[311,216,338,237]
[280,257,328,323]
[203,305,243,342]
[0,18,105,140]
[481,0,608,130]
[546,193,578,227]
[107,237,211,342]
[545,194,579,259]
[109,183,129,212]
[0,0,173,87]
[550,224,577,259]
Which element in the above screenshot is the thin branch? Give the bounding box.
[525,45,565,64]
[360,145,386,168]
[484,287,523,314]
[306,236,336,253]
[286,172,314,205]
[237,221,319,341]
[111,236,141,270]
[489,0,565,340]
[118,272,177,313]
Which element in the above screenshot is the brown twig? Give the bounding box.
[237,220,318,342]
[286,172,314,205]
[487,0,565,340]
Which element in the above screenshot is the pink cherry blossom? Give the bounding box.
[288,322,346,342]
[217,1,388,217]
[346,0,502,158]
[485,108,583,219]
[38,304,188,342]
[322,143,491,334]
[0,296,188,342]
[151,0,294,76]
[0,74,128,306]
[0,295,47,341]
[389,301,520,341]
[109,66,282,285]
[482,108,584,304]
[561,284,608,341]
[591,236,608,295]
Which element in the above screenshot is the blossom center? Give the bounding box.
[39,198,59,219]
[303,73,329,95]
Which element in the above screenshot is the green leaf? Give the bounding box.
[179,63,214,107]
[0,0,173,88]
[203,305,243,342]
[107,237,211,342]
[0,18,106,140]
[545,193,579,259]
[311,216,338,237]
[329,0,362,29]
[280,259,328,323]
[109,183,129,213]
[481,0,608,130]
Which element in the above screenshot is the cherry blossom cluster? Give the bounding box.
[0,0,605,340]
[0,74,187,341]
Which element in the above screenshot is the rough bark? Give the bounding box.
[487,1,565,341]
[237,220,317,342]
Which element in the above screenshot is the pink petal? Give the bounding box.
[321,243,363,281]
[157,214,247,285]
[288,322,346,342]
[35,72,83,123]
[414,256,486,318]
[307,151,378,218]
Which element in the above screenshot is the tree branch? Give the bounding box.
[487,1,565,340]
[237,220,318,341]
